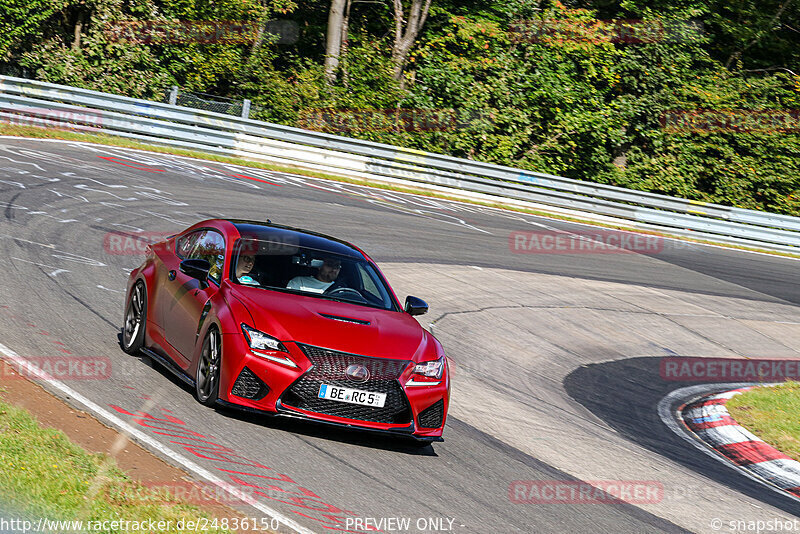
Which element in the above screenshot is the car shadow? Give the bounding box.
[214,403,439,457]
[563,356,800,516]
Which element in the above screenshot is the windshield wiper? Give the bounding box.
[260,286,388,310]
[316,294,386,310]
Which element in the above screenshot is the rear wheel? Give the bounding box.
[196,328,221,406]
[122,281,146,354]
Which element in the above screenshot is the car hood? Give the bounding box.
[231,286,431,361]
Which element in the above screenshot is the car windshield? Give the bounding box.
[229,238,397,311]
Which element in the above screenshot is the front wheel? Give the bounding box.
[122,281,146,354]
[195,328,221,406]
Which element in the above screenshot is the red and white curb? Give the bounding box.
[659,383,800,504]
[681,387,800,499]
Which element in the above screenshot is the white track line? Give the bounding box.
[3,135,799,262]
[658,383,800,505]
[0,342,316,534]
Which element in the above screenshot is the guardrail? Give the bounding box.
[1,75,799,253]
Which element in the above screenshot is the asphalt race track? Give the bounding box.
[2,137,800,533]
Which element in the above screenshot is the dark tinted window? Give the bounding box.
[230,238,397,310]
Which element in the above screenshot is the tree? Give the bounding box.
[324,0,348,85]
[0,0,69,61]
[391,0,432,81]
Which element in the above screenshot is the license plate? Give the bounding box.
[318,384,386,408]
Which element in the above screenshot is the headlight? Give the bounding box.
[241,324,297,368]
[413,356,445,379]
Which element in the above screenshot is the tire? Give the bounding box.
[195,327,221,406]
[122,281,147,354]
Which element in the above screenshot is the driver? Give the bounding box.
[236,252,259,286]
[287,257,341,293]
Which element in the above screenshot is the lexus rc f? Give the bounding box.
[121,219,449,442]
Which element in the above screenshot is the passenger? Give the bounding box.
[287,257,341,293]
[236,252,259,286]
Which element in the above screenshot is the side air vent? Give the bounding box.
[418,399,444,429]
[230,367,269,400]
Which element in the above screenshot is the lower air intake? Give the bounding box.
[231,367,269,400]
[418,399,444,429]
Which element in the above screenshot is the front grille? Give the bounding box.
[418,399,444,429]
[281,344,412,424]
[230,367,269,400]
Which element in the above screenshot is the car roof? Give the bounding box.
[228,220,366,259]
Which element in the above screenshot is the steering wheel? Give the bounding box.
[324,286,368,303]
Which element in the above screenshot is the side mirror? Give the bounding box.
[404,296,428,316]
[180,258,210,283]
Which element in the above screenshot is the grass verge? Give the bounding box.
[0,394,234,533]
[2,123,798,259]
[726,382,800,462]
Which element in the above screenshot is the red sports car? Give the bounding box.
[121,219,449,442]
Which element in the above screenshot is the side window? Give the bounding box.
[176,231,202,259]
[177,230,225,283]
[357,263,392,308]
[192,231,226,283]
[359,265,381,298]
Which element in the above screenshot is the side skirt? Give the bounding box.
[140,346,196,388]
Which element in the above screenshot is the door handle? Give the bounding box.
[168,270,176,281]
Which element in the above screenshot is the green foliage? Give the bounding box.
[705,0,800,72]
[2,0,799,214]
[0,398,234,532]
[727,382,800,464]
[9,0,171,97]
[0,0,69,61]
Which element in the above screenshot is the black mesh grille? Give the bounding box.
[231,367,269,400]
[281,344,412,424]
[418,399,444,429]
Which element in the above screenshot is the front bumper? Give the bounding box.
[216,398,443,442]
[218,335,448,438]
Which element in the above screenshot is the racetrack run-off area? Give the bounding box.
[2,137,800,533]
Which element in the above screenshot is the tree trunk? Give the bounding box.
[340,0,352,87]
[391,0,432,82]
[324,0,348,86]
[247,2,276,60]
[250,19,267,56]
[72,11,84,51]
